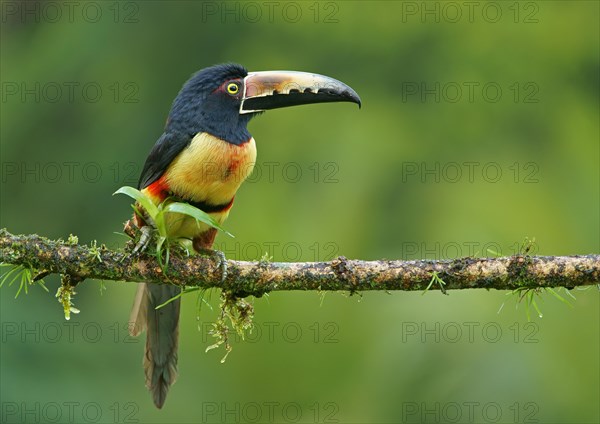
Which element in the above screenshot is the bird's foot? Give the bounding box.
[197,248,228,282]
[132,225,155,256]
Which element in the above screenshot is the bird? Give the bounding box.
[128,63,360,408]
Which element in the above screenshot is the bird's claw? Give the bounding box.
[132,225,155,256]
[214,250,228,282]
[197,248,228,282]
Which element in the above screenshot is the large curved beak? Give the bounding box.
[240,70,361,114]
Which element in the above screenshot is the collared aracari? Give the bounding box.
[128,63,360,408]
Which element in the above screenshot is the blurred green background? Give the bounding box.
[1,1,598,423]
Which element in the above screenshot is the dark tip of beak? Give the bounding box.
[314,85,361,107]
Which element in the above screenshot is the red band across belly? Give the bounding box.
[145,176,235,214]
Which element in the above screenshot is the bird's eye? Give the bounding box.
[226,83,239,95]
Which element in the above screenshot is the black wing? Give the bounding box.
[138,131,193,189]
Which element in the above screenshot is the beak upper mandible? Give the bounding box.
[240,70,361,113]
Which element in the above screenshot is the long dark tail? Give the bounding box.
[130,283,180,408]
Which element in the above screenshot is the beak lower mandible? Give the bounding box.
[240,70,361,114]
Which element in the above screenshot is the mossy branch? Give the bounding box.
[1,228,599,297]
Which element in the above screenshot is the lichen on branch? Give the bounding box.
[1,228,599,297]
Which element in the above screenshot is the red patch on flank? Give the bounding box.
[224,138,252,177]
[145,176,169,200]
[226,159,240,176]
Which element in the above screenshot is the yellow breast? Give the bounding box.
[165,132,256,206]
[159,132,256,240]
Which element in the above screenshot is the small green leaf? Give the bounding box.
[2,265,48,296]
[114,186,159,218]
[153,209,168,238]
[155,288,184,309]
[0,265,21,288]
[164,202,234,237]
[423,271,447,295]
[15,269,28,298]
[546,287,574,308]
[530,295,543,319]
[156,236,168,270]
[37,280,50,293]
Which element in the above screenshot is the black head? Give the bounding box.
[166,63,361,146]
[167,63,251,145]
